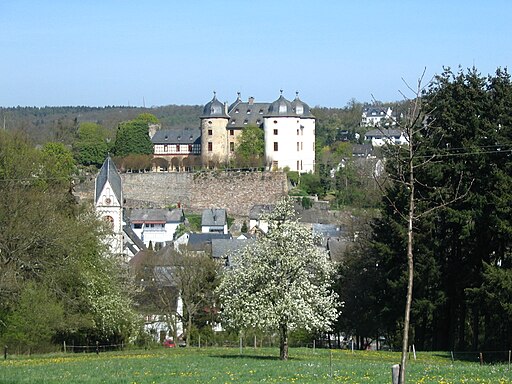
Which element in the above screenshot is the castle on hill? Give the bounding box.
[151,91,316,173]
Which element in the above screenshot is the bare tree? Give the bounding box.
[378,70,472,383]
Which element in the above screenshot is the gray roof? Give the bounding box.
[363,107,389,116]
[123,224,147,251]
[151,128,201,145]
[211,238,254,259]
[265,94,295,117]
[291,94,314,118]
[202,208,227,227]
[365,129,403,138]
[95,156,122,204]
[227,100,269,128]
[187,233,232,252]
[249,204,274,220]
[352,144,373,157]
[128,208,184,224]
[202,94,230,118]
[312,223,344,239]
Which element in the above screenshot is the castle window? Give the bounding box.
[273,142,278,151]
[256,119,261,124]
[297,129,299,135]
[230,129,234,136]
[243,120,248,125]
[230,142,235,152]
[208,129,212,136]
[188,144,193,152]
[235,109,239,113]
[297,142,300,151]
[274,120,278,124]
[259,109,264,114]
[231,120,236,125]
[208,142,213,152]
[279,105,287,113]
[247,109,251,114]
[208,120,212,124]
[297,160,300,171]
[176,144,180,152]
[274,129,278,135]
[296,106,303,115]
[164,144,169,152]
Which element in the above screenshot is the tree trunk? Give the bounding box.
[186,314,192,347]
[399,147,415,384]
[279,323,288,360]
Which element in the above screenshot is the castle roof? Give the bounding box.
[151,127,201,145]
[201,93,229,119]
[266,93,295,117]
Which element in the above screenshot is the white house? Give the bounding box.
[364,129,408,147]
[248,204,274,233]
[201,208,228,234]
[128,208,185,248]
[361,106,394,127]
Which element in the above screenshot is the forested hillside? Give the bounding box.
[0,105,203,145]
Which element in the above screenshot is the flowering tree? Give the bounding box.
[217,198,339,360]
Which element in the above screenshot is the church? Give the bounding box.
[152,91,316,173]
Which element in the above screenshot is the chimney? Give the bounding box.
[248,97,255,105]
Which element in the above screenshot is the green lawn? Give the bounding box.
[1,347,511,383]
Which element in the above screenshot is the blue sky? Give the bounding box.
[1,1,510,107]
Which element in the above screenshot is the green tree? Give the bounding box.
[113,114,155,158]
[73,122,109,167]
[234,125,264,168]
[217,198,338,360]
[41,142,76,181]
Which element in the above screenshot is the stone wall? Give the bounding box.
[76,171,288,217]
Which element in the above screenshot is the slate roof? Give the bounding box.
[95,156,122,204]
[211,238,254,259]
[227,101,269,128]
[365,129,403,138]
[123,224,147,251]
[312,223,344,239]
[128,208,184,224]
[202,209,227,227]
[151,127,201,145]
[249,204,274,220]
[202,94,230,118]
[352,144,373,157]
[187,233,232,252]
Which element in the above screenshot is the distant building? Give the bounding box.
[364,129,408,147]
[151,127,201,172]
[361,106,394,127]
[94,156,124,256]
[127,208,185,248]
[200,91,316,172]
[201,208,228,234]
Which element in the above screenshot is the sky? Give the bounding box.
[1,0,511,108]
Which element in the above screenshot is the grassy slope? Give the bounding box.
[1,348,511,383]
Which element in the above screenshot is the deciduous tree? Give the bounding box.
[217,198,338,360]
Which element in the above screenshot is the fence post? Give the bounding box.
[4,345,7,360]
[96,341,99,355]
[450,351,454,363]
[508,350,511,371]
[198,334,201,348]
[391,364,400,384]
[63,341,66,353]
[254,335,257,349]
[479,352,483,365]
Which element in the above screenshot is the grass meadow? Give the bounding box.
[1,347,511,383]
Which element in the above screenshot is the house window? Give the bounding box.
[297,142,300,151]
[164,144,169,152]
[297,129,299,135]
[176,144,180,152]
[188,144,192,152]
[297,160,300,171]
[230,129,234,136]
[134,223,142,229]
[208,142,213,152]
[208,129,212,136]
[230,142,235,152]
[273,142,278,151]
[274,129,278,135]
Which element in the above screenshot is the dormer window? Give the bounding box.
[259,109,264,114]
[296,106,303,115]
[279,104,287,113]
[235,109,239,113]
[231,120,236,125]
[247,109,251,114]
[243,119,248,125]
